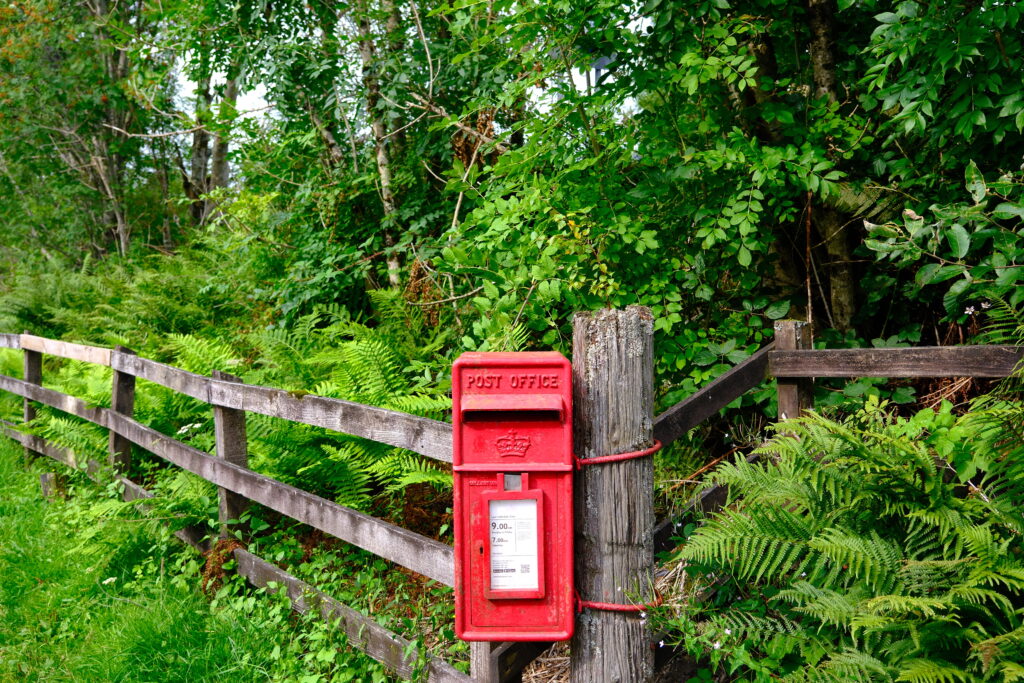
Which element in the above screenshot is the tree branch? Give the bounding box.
[409,94,509,154]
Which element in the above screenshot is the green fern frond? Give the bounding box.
[977,295,1024,346]
[674,402,1024,682]
[811,648,893,682]
[895,659,970,683]
[859,595,950,620]
[36,415,107,463]
[682,504,814,583]
[164,333,241,375]
[315,443,374,510]
[809,529,902,594]
[776,581,859,629]
[1002,662,1024,683]
[712,610,803,640]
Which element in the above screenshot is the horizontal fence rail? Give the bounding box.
[0,372,455,585]
[21,334,112,365]
[654,343,774,448]
[0,332,509,679]
[0,334,452,462]
[111,351,455,463]
[769,345,1024,378]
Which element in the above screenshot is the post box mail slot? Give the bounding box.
[453,352,574,642]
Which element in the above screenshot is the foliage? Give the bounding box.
[0,250,454,513]
[867,164,1024,323]
[668,398,1024,681]
[0,440,396,682]
[6,0,1022,399]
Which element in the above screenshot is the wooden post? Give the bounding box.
[22,331,42,461]
[774,320,813,420]
[109,346,137,473]
[470,642,500,683]
[40,472,66,500]
[570,307,656,683]
[213,370,249,539]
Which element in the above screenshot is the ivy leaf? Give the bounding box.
[946,225,971,259]
[965,161,987,203]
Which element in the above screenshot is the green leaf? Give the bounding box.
[737,246,752,267]
[992,202,1024,220]
[946,225,971,259]
[765,300,791,320]
[965,161,987,203]
[693,350,718,366]
[915,263,941,286]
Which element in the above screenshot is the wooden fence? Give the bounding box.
[0,321,1021,682]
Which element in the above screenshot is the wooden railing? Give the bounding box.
[0,325,1021,682]
[0,332,468,681]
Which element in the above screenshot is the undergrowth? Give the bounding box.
[664,396,1024,682]
[0,439,395,682]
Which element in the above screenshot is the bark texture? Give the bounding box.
[356,1,402,287]
[570,307,655,683]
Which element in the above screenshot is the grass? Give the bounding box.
[0,439,393,682]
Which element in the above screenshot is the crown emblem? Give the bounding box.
[495,430,531,458]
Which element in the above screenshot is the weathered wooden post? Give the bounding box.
[470,642,500,683]
[22,331,42,461]
[109,346,137,473]
[774,320,813,420]
[571,306,656,683]
[40,471,66,500]
[213,370,249,539]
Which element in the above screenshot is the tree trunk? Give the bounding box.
[88,0,133,254]
[355,1,402,287]
[187,70,213,225]
[210,75,238,191]
[807,0,839,102]
[816,206,857,331]
[807,0,858,330]
[156,137,174,250]
[306,95,347,168]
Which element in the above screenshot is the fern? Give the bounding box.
[896,659,970,683]
[672,398,1024,681]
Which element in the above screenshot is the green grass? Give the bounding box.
[0,440,393,682]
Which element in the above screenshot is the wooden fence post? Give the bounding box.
[22,331,42,461]
[213,370,249,539]
[109,346,137,473]
[774,320,813,420]
[470,642,500,683]
[40,471,66,500]
[570,307,656,683]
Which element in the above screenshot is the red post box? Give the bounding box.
[453,352,574,641]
